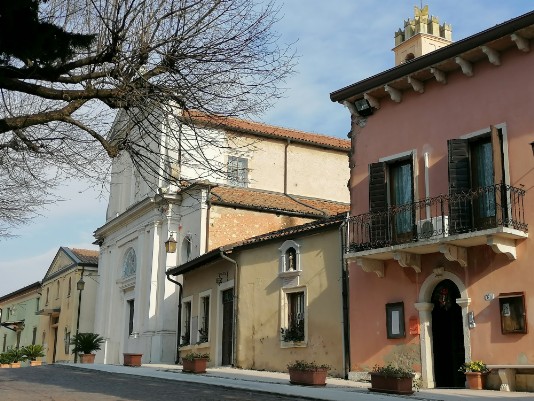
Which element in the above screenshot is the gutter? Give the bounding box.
[165,273,183,364]
[219,251,239,368]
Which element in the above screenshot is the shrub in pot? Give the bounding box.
[0,352,12,368]
[369,364,416,395]
[458,361,489,390]
[182,352,210,373]
[22,344,45,366]
[70,333,105,363]
[5,347,26,368]
[287,360,330,386]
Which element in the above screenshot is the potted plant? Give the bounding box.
[5,347,26,368]
[182,352,210,373]
[287,360,330,386]
[22,344,45,366]
[70,333,105,363]
[0,352,11,368]
[369,364,415,395]
[459,360,489,390]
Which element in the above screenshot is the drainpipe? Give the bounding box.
[219,251,238,367]
[165,273,183,364]
[340,215,351,380]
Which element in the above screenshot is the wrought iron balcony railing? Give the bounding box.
[345,184,527,253]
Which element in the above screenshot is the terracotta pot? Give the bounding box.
[369,372,414,395]
[465,372,487,390]
[0,363,10,368]
[288,368,328,386]
[182,358,208,373]
[30,360,43,367]
[9,362,21,369]
[123,353,143,367]
[79,354,96,364]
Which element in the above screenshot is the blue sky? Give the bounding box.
[1,1,533,296]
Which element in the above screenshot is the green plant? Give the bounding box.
[5,347,26,363]
[287,360,330,371]
[70,333,105,355]
[197,328,208,343]
[0,352,12,364]
[180,334,190,347]
[458,360,489,373]
[372,363,414,378]
[281,320,305,342]
[21,344,45,361]
[182,352,210,361]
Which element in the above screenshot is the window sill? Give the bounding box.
[279,270,300,279]
[280,340,307,349]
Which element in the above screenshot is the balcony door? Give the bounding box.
[389,159,414,243]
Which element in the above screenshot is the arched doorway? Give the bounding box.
[431,279,465,387]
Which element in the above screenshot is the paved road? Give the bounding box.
[0,365,311,401]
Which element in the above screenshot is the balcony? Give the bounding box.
[344,184,528,276]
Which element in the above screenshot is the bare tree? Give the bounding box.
[0,0,295,236]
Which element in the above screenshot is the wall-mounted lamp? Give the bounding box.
[354,98,373,117]
[76,277,85,291]
[165,232,177,253]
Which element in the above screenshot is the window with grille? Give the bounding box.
[281,291,305,343]
[227,156,249,187]
[182,301,192,346]
[199,296,210,343]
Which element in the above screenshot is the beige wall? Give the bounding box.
[180,227,345,377]
[39,267,98,363]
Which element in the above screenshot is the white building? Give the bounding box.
[93,113,350,364]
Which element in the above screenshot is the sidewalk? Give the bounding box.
[62,363,534,401]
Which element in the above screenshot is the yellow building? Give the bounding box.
[167,215,347,378]
[38,247,98,363]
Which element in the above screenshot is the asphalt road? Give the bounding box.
[0,365,312,401]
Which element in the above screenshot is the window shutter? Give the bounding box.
[448,139,471,233]
[491,126,505,224]
[238,158,248,187]
[369,162,389,246]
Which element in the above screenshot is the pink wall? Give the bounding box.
[347,43,534,372]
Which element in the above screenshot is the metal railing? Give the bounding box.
[345,184,527,253]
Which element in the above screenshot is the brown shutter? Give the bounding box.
[491,126,505,224]
[448,139,472,233]
[369,162,389,246]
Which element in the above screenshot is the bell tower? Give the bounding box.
[393,5,452,66]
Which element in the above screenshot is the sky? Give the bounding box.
[1,0,533,296]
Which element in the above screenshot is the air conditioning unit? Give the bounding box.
[417,216,449,239]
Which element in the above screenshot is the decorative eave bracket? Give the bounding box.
[439,244,468,267]
[481,46,501,66]
[487,236,517,260]
[356,258,384,278]
[511,33,530,52]
[455,57,473,77]
[364,93,380,109]
[407,76,424,93]
[393,252,421,273]
[430,67,447,84]
[384,85,402,103]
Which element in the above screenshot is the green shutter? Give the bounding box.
[448,139,472,233]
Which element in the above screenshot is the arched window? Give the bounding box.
[123,248,137,277]
[56,281,60,299]
[67,277,72,297]
[45,288,49,305]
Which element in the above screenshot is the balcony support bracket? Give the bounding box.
[393,252,421,273]
[356,258,384,278]
[439,244,468,267]
[487,236,517,260]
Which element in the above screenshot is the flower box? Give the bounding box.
[182,358,208,373]
[123,353,143,367]
[369,372,414,395]
[288,368,328,386]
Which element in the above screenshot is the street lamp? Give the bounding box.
[74,268,85,363]
[165,232,177,253]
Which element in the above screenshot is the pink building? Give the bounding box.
[331,9,534,391]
